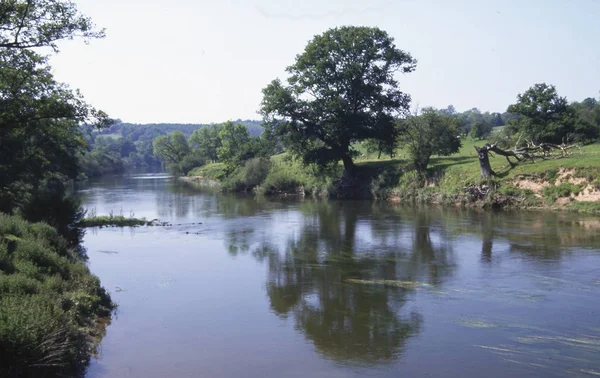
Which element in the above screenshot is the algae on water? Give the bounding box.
[346,278,430,290]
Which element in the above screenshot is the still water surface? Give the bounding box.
[81,173,600,378]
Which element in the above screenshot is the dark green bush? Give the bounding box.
[242,157,272,188]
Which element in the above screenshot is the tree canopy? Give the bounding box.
[0,0,108,232]
[152,131,190,164]
[189,124,221,162]
[260,26,416,176]
[398,108,461,173]
[0,0,104,50]
[217,121,256,171]
[506,83,596,143]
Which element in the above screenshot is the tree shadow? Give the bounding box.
[429,155,475,173]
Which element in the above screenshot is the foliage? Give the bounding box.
[0,50,108,215]
[189,124,221,162]
[77,135,160,178]
[0,0,110,244]
[152,131,190,166]
[0,213,114,378]
[0,0,104,50]
[571,97,600,140]
[0,2,117,376]
[256,155,339,197]
[242,158,272,188]
[363,138,397,159]
[506,83,597,143]
[175,151,207,176]
[260,26,416,176]
[257,169,303,195]
[542,182,582,203]
[469,118,493,140]
[442,106,504,136]
[217,121,259,171]
[398,108,462,173]
[567,201,600,213]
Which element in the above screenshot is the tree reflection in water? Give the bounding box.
[224,201,461,365]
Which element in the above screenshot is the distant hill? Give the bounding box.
[97,119,263,142]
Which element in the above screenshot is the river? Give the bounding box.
[80,173,600,378]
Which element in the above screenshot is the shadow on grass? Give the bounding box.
[429,156,474,173]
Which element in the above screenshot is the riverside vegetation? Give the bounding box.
[0,214,114,378]
[185,136,600,213]
[166,28,600,213]
[0,1,116,377]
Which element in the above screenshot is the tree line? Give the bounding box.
[152,121,278,176]
[79,119,263,177]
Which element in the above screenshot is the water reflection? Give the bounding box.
[223,202,464,365]
[219,200,600,369]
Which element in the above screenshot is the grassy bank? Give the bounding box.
[186,138,600,213]
[0,213,115,378]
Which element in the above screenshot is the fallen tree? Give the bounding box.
[474,136,580,178]
[474,143,536,178]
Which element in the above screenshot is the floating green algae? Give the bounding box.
[345,278,430,290]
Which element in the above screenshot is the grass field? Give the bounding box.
[354,136,600,186]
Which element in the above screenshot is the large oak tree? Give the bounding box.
[260,26,416,177]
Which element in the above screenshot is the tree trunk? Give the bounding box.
[474,146,495,178]
[341,154,355,178]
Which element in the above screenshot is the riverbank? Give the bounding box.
[184,139,600,213]
[0,213,115,378]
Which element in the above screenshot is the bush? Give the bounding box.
[257,169,302,195]
[220,173,247,192]
[542,182,581,203]
[242,157,272,188]
[177,153,207,176]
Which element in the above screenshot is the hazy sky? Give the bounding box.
[48,0,600,124]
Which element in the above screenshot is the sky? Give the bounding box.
[48,0,600,124]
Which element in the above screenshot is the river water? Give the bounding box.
[81,173,600,378]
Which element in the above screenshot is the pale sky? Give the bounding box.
[49,0,600,124]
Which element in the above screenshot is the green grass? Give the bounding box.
[567,201,600,213]
[0,213,115,377]
[188,162,227,180]
[542,182,582,202]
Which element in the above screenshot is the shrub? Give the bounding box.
[177,153,207,176]
[257,169,302,195]
[542,182,581,203]
[242,158,272,188]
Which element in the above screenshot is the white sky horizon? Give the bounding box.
[47,0,600,124]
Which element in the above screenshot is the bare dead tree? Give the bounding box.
[474,133,581,178]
